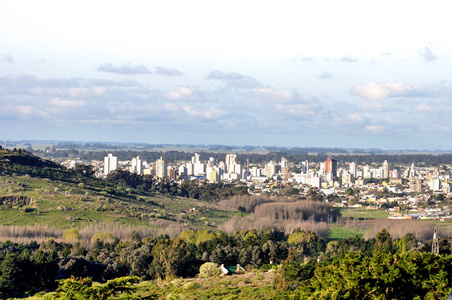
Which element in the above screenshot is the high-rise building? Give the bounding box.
[409,163,416,178]
[104,153,118,175]
[131,156,142,174]
[156,156,167,178]
[342,171,354,185]
[281,157,290,180]
[382,160,389,178]
[167,166,177,181]
[192,153,205,175]
[223,154,242,180]
[325,157,338,176]
[409,177,422,192]
[349,162,356,177]
[265,161,277,178]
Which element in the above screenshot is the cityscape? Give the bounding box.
[53,148,452,221]
[2,1,452,298]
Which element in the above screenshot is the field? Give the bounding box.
[340,208,390,219]
[327,225,367,240]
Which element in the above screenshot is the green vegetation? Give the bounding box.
[0,150,239,237]
[327,226,366,240]
[3,148,452,298]
[340,208,390,219]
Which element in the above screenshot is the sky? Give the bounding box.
[1,1,452,150]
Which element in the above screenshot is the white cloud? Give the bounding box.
[340,56,357,62]
[415,104,433,113]
[207,71,262,89]
[351,82,422,101]
[48,97,85,108]
[31,87,105,97]
[2,53,13,62]
[431,124,449,133]
[166,86,194,100]
[318,72,332,80]
[347,114,364,124]
[419,46,437,62]
[365,125,387,134]
[182,106,226,119]
[156,66,183,76]
[97,63,151,74]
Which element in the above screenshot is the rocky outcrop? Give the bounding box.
[0,196,34,206]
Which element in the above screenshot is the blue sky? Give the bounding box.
[1,0,452,150]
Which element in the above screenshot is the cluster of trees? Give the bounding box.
[278,230,452,299]
[1,226,452,298]
[105,169,248,201]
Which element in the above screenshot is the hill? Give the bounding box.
[0,149,237,243]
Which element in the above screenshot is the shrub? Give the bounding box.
[90,232,115,244]
[182,281,201,290]
[199,262,221,278]
[62,228,81,242]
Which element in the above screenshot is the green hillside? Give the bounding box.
[0,149,236,235]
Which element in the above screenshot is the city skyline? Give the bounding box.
[1,1,452,150]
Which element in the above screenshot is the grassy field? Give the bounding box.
[0,171,238,244]
[327,226,367,240]
[340,208,390,219]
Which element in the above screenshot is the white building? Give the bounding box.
[131,156,143,174]
[104,153,118,175]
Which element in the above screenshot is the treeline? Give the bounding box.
[218,196,339,235]
[1,226,452,298]
[105,169,248,201]
[279,251,452,299]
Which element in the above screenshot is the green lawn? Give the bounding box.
[340,208,389,219]
[327,226,367,240]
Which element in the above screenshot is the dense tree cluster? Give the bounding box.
[105,170,248,201]
[1,227,452,298]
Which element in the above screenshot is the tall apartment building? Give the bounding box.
[156,156,167,179]
[131,156,142,174]
[325,157,338,176]
[382,160,389,178]
[349,162,356,177]
[104,153,118,175]
[225,154,237,174]
[167,166,177,181]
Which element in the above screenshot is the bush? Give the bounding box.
[199,262,221,278]
[62,228,81,242]
[90,232,115,244]
[182,281,201,290]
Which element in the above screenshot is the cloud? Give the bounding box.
[182,106,226,120]
[318,72,332,80]
[156,66,183,76]
[48,97,85,108]
[166,86,194,100]
[2,53,13,62]
[31,86,106,97]
[351,82,423,100]
[97,63,151,74]
[415,104,433,113]
[340,56,357,62]
[365,125,387,134]
[207,70,262,89]
[419,46,437,62]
